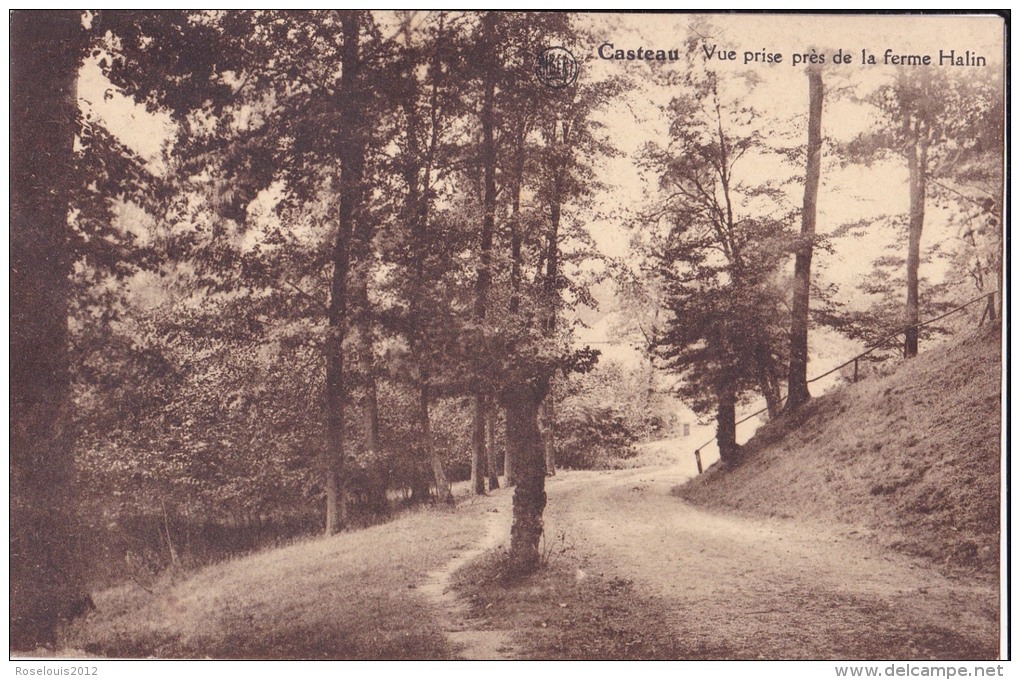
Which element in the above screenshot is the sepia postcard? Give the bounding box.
[8,10,1008,674]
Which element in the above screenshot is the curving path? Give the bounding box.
[420,492,518,659]
[536,456,1000,659]
[442,441,1000,660]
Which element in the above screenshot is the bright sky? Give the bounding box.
[570,13,1004,333]
[577,13,1004,244]
[78,59,172,169]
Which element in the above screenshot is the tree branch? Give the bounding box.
[283,278,329,314]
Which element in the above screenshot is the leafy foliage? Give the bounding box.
[556,361,677,470]
[644,65,794,424]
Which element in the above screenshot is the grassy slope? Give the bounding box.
[679,324,1002,575]
[64,504,486,659]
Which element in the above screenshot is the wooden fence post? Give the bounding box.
[695,449,703,474]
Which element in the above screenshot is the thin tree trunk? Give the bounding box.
[502,125,526,491]
[324,11,366,535]
[754,344,783,418]
[324,315,348,536]
[504,414,517,486]
[471,397,486,494]
[10,10,85,648]
[486,406,500,490]
[351,98,380,463]
[544,184,562,334]
[472,12,498,496]
[508,125,526,315]
[541,398,557,475]
[645,312,658,411]
[400,28,454,506]
[504,379,549,574]
[355,315,389,514]
[352,277,381,462]
[716,384,740,466]
[421,375,452,503]
[904,124,927,358]
[647,358,655,410]
[535,120,567,479]
[787,66,824,409]
[355,291,380,457]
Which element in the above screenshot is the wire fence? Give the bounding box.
[691,289,998,475]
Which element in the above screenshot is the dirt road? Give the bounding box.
[66,442,1000,660]
[454,445,1000,659]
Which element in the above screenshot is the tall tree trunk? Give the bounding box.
[471,399,486,494]
[471,12,498,496]
[400,30,454,506]
[324,11,366,535]
[541,397,557,476]
[787,66,824,409]
[10,10,85,649]
[716,383,740,466]
[361,357,379,457]
[505,116,566,568]
[544,168,563,335]
[324,284,348,537]
[349,147,387,510]
[502,125,528,490]
[351,82,380,463]
[421,373,452,503]
[486,406,500,489]
[508,125,526,315]
[504,379,549,574]
[904,124,928,358]
[536,120,567,477]
[355,286,380,458]
[645,314,658,410]
[504,416,517,486]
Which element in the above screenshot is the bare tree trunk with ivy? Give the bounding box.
[505,379,549,573]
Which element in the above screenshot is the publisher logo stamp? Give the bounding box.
[535,46,578,89]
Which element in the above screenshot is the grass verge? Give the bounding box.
[450,547,718,660]
[63,504,486,659]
